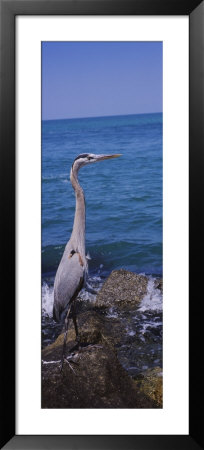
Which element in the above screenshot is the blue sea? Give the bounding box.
[42,113,163,375]
[42,113,162,277]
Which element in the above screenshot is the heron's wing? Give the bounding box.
[53,246,85,321]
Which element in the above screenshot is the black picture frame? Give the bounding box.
[0,0,203,449]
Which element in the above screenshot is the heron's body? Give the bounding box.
[53,167,87,321]
[52,152,120,368]
[53,242,85,321]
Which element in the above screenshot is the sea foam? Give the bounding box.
[138,277,162,312]
[42,282,54,317]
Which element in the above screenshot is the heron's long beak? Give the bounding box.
[97,154,122,161]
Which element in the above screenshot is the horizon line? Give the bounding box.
[42,111,162,122]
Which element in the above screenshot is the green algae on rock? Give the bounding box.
[133,367,163,408]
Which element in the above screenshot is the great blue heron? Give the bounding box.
[53,153,121,370]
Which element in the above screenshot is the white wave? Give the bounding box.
[92,275,102,282]
[42,173,68,181]
[127,329,136,336]
[138,277,162,312]
[137,317,162,338]
[79,288,96,302]
[42,282,54,317]
[42,275,102,317]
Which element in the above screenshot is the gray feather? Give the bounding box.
[53,242,84,321]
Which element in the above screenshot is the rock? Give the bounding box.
[42,270,163,409]
[42,326,158,409]
[95,269,148,310]
[154,278,163,293]
[133,367,163,408]
[42,310,122,356]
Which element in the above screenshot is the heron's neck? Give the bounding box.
[70,167,86,254]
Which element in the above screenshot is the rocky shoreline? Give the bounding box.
[42,269,163,408]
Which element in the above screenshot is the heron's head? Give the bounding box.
[72,153,121,171]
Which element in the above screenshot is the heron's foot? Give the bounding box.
[64,358,77,374]
[60,352,79,374]
[69,340,81,353]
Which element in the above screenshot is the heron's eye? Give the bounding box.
[87,156,93,160]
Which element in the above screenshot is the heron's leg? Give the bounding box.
[71,301,79,339]
[60,305,71,372]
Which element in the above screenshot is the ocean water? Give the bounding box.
[42,113,163,375]
[42,113,162,277]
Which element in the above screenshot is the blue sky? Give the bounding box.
[42,42,162,120]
